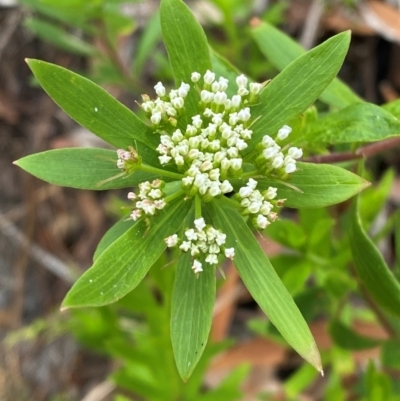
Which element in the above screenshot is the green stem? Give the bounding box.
[139,164,183,180]
[241,170,260,179]
[218,195,241,209]
[165,189,185,203]
[195,195,202,219]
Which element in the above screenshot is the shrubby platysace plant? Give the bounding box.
[15,0,375,382]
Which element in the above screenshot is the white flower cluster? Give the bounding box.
[141,81,191,127]
[165,218,235,274]
[255,125,303,176]
[235,178,283,229]
[155,71,263,201]
[127,179,166,221]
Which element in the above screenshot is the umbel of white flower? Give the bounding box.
[164,218,235,274]
[116,70,303,274]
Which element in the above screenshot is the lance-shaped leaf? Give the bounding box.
[62,197,191,308]
[253,162,369,208]
[26,59,159,165]
[247,31,350,154]
[14,148,160,190]
[160,0,212,119]
[251,21,361,109]
[305,103,400,144]
[349,197,400,318]
[207,201,322,373]
[171,252,216,381]
[94,217,134,261]
[25,18,97,56]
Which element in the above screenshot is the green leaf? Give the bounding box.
[14,148,160,190]
[382,98,400,119]
[207,200,322,373]
[160,0,212,119]
[382,340,400,370]
[133,11,161,76]
[62,197,191,308]
[171,252,216,381]
[329,320,381,350]
[93,217,133,261]
[255,162,369,208]
[247,31,351,153]
[24,18,97,56]
[26,59,160,165]
[251,21,361,109]
[349,197,400,318]
[305,103,400,145]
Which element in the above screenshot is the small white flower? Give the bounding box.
[220,180,233,193]
[272,155,284,169]
[205,254,218,265]
[191,72,201,82]
[256,214,269,229]
[218,77,229,91]
[237,107,251,122]
[192,259,203,273]
[151,112,162,125]
[215,232,226,246]
[211,81,220,92]
[185,228,198,241]
[236,74,248,87]
[231,94,241,108]
[175,155,185,165]
[201,90,214,103]
[237,87,249,96]
[127,192,137,200]
[171,97,184,109]
[180,241,191,252]
[288,147,303,159]
[265,187,277,200]
[260,201,272,215]
[178,82,190,98]
[165,234,178,247]
[262,135,275,147]
[130,209,142,221]
[159,155,172,165]
[194,218,206,231]
[209,243,220,254]
[148,189,162,199]
[230,158,242,170]
[154,81,166,97]
[214,91,227,105]
[204,70,216,85]
[182,176,194,187]
[277,125,292,141]
[239,186,253,198]
[247,178,258,190]
[171,129,183,142]
[248,201,262,214]
[154,199,166,209]
[224,247,235,259]
[285,163,296,174]
[249,82,262,95]
[192,115,203,129]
